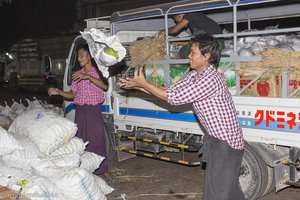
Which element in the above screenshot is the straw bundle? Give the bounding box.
[128,36,166,68]
[238,48,300,77]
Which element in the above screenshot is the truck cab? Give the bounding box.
[64,1,300,199]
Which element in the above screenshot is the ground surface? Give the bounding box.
[1,87,299,200]
[106,153,299,200]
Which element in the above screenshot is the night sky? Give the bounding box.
[0,0,181,53]
[2,0,298,54]
[0,0,77,53]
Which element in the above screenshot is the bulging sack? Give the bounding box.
[80,28,126,78]
[0,127,23,156]
[9,108,77,155]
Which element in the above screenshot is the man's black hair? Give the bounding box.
[190,34,221,67]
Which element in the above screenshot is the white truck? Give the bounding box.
[55,1,300,199]
[1,38,68,91]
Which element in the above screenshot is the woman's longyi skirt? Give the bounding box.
[75,104,108,175]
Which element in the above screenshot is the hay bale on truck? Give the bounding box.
[238,48,300,97]
[127,36,166,68]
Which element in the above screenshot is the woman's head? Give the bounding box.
[76,44,92,67]
[189,34,220,69]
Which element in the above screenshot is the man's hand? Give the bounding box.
[119,68,147,89]
[119,67,168,101]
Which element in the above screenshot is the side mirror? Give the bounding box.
[43,55,52,73]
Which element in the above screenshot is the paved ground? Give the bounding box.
[1,87,299,200]
[106,152,300,200]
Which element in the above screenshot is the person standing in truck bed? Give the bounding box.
[119,34,245,200]
[160,12,224,58]
[166,12,223,37]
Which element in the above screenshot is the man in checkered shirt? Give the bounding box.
[120,34,245,200]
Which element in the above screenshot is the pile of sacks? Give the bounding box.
[0,100,114,200]
[0,98,63,130]
[221,27,300,57]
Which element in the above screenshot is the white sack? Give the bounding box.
[11,99,26,115]
[11,133,41,157]
[2,150,37,171]
[21,176,66,200]
[0,102,17,120]
[31,154,81,176]
[80,28,126,78]
[0,127,23,156]
[79,151,105,173]
[93,175,114,195]
[50,137,86,157]
[25,98,43,110]
[0,162,32,188]
[0,114,12,130]
[9,108,77,155]
[50,167,107,200]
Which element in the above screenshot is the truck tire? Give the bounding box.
[239,143,269,200]
[104,126,116,161]
[261,166,275,196]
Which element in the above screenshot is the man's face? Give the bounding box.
[188,43,210,72]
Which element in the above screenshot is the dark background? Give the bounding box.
[0,0,77,52]
[0,0,180,53]
[1,0,300,53]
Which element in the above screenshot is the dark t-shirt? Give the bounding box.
[184,12,222,35]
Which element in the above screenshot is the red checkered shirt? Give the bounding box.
[70,67,105,106]
[166,66,244,150]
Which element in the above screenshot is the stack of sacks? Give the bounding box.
[31,167,112,200]
[0,102,17,121]
[0,114,12,130]
[8,108,77,155]
[50,136,87,156]
[25,97,63,116]
[0,108,114,200]
[0,102,16,129]
[0,126,23,156]
[0,126,31,187]
[221,28,300,57]
[10,99,27,116]
[16,176,66,200]
[0,97,63,130]
[79,151,105,173]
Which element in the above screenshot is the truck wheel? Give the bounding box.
[239,143,269,200]
[104,126,116,161]
[261,166,275,196]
